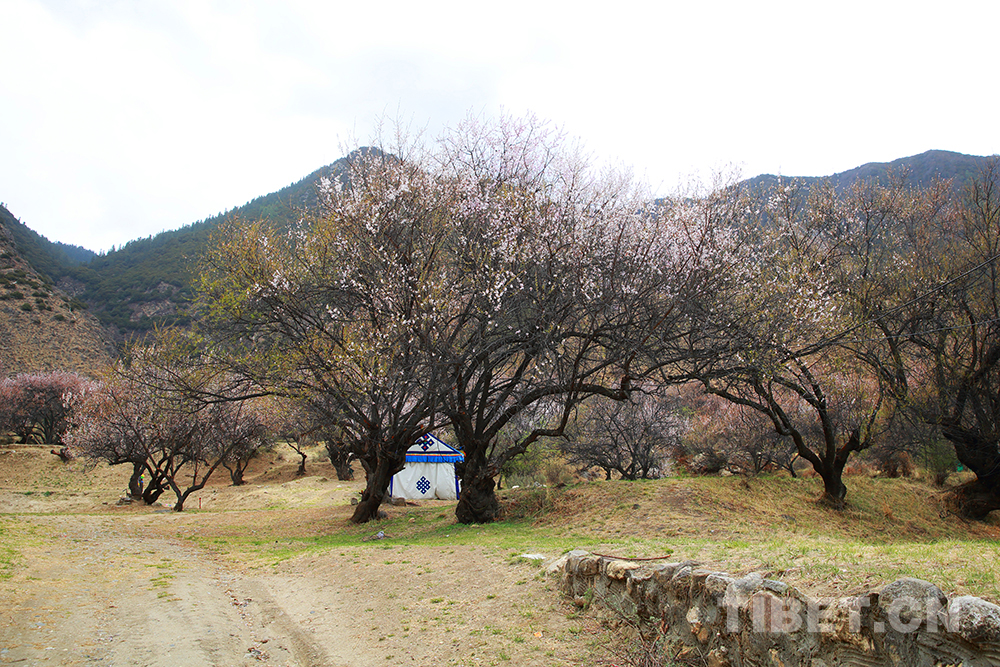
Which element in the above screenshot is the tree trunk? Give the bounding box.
[50,447,71,462]
[288,442,307,476]
[455,456,500,524]
[947,477,1000,519]
[171,483,206,512]
[141,470,167,504]
[128,462,144,498]
[799,429,857,507]
[332,458,354,481]
[227,461,246,486]
[819,466,848,506]
[326,444,355,481]
[941,423,1000,519]
[350,454,400,523]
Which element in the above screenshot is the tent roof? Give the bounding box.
[405,433,464,463]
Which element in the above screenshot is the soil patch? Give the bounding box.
[0,449,603,666]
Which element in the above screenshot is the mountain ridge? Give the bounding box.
[1,148,994,346]
[743,149,992,192]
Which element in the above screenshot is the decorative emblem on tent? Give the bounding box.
[416,476,431,494]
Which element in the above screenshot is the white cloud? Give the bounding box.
[0,0,997,252]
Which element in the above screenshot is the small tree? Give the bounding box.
[563,391,681,480]
[270,402,316,477]
[216,398,273,486]
[0,371,96,445]
[68,335,269,510]
[68,372,184,505]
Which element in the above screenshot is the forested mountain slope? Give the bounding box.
[742,149,990,193]
[3,148,993,340]
[53,150,366,335]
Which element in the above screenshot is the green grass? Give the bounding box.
[0,518,49,580]
[0,520,21,579]
[173,474,1000,602]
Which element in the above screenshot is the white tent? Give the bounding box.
[389,433,464,500]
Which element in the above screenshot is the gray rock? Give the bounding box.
[650,561,696,585]
[880,577,947,628]
[566,551,601,576]
[576,555,602,576]
[947,596,1000,644]
[545,553,570,577]
[722,572,763,609]
[705,572,736,597]
[761,579,788,595]
[604,559,642,580]
[880,578,947,608]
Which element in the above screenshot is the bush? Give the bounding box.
[869,449,915,478]
[500,441,561,488]
[542,458,575,486]
[499,487,555,520]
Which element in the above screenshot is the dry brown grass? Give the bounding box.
[3,446,999,604]
[504,473,1000,601]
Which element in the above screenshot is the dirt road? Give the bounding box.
[0,448,597,666]
[0,512,590,667]
[0,514,337,666]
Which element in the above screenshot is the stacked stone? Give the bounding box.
[554,550,1000,667]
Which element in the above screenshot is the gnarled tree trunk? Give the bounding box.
[942,424,1000,518]
[127,462,144,498]
[325,440,355,481]
[350,451,404,523]
[455,450,500,524]
[948,477,1000,519]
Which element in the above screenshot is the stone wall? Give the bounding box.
[555,550,1000,667]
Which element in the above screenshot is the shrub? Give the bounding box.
[0,371,96,444]
[500,487,555,520]
[542,458,575,486]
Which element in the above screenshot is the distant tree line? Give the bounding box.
[21,115,1000,524]
[190,115,1000,522]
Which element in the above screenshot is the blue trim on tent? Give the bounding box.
[405,454,464,463]
[389,432,464,500]
[405,433,465,463]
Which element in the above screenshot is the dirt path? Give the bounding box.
[0,512,595,667]
[0,450,600,665]
[0,514,335,666]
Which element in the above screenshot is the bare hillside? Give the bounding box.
[0,223,112,377]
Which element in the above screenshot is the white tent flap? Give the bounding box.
[390,433,464,500]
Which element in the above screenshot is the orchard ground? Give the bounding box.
[2,445,999,666]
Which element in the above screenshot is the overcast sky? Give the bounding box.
[1,0,997,253]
